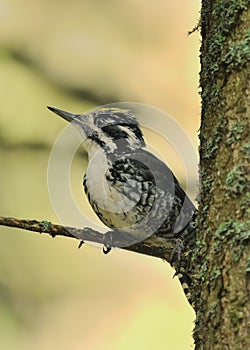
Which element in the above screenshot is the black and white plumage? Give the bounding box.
[48,106,196,298]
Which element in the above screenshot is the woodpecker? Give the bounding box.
[48,106,196,299]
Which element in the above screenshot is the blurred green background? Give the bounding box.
[0,0,200,349]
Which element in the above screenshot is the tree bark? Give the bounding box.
[193,1,250,349]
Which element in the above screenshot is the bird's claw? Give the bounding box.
[170,238,184,273]
[103,246,112,254]
[78,240,85,249]
[103,230,114,255]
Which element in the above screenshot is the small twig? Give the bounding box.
[188,19,201,36]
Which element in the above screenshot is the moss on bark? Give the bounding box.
[192,1,250,349]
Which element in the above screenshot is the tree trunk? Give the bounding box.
[193,1,250,349]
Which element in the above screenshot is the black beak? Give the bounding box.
[47,106,79,123]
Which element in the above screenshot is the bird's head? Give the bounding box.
[48,106,145,158]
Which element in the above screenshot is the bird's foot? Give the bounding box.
[170,238,184,274]
[103,230,114,255]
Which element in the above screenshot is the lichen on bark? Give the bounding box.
[192,1,250,349]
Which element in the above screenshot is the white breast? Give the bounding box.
[85,150,137,215]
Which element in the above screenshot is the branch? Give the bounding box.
[0,216,177,262]
[0,215,197,307]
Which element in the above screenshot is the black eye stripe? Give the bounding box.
[119,123,144,143]
[101,123,145,143]
[102,124,129,140]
